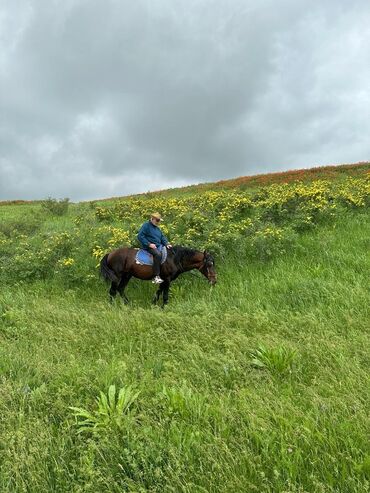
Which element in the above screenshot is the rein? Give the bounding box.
[187,270,208,281]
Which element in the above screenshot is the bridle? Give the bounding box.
[197,253,209,272]
[198,252,216,282]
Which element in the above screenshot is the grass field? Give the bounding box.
[0,164,369,492]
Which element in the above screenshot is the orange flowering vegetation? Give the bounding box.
[90,162,369,203]
[207,162,370,191]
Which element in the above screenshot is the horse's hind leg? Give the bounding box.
[118,274,131,304]
[109,281,118,302]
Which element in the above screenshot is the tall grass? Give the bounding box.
[0,207,369,492]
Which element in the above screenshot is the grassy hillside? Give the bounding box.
[0,164,369,492]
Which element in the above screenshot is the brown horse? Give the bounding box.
[100,246,217,306]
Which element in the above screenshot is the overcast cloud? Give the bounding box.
[1,0,369,201]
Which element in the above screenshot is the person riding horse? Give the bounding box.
[137,212,172,284]
[100,225,217,306]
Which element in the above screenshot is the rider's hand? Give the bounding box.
[166,244,172,249]
[149,243,156,249]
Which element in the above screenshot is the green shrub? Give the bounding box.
[95,206,113,221]
[41,197,70,216]
[0,213,43,237]
[247,224,297,261]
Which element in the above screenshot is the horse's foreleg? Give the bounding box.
[118,274,131,304]
[162,281,170,308]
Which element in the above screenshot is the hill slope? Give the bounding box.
[0,163,369,492]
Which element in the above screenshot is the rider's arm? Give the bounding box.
[137,223,150,248]
[161,230,168,246]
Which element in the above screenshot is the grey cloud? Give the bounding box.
[1,0,369,200]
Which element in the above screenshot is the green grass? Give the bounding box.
[0,208,369,492]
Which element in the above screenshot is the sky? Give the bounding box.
[1,0,370,201]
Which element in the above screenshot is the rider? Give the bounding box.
[137,212,172,284]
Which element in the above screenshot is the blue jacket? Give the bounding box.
[137,221,169,249]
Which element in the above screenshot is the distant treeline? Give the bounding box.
[0,199,41,206]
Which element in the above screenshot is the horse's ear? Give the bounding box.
[203,250,208,256]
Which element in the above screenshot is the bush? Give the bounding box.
[0,214,43,238]
[95,206,113,221]
[41,197,70,216]
[246,224,297,261]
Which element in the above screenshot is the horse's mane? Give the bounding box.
[171,245,199,266]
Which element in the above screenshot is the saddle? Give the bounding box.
[135,245,168,265]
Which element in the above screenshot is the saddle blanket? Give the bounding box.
[135,246,167,266]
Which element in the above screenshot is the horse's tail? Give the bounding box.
[100,254,119,284]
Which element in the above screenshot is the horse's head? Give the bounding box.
[199,250,217,285]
